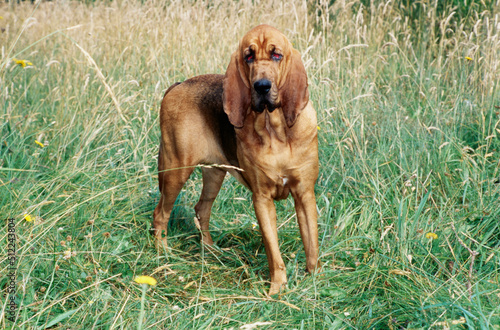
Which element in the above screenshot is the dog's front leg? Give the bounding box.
[252,193,287,295]
[292,185,320,274]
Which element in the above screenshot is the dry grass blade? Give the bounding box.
[72,41,127,124]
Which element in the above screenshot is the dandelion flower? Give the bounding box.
[317,126,321,130]
[24,214,33,222]
[134,275,157,286]
[13,58,33,68]
[465,57,473,61]
[35,140,44,148]
[425,232,438,240]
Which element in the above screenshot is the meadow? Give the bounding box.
[1,0,500,328]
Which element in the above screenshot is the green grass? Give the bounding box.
[1,0,500,328]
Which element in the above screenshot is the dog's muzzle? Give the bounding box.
[252,79,280,113]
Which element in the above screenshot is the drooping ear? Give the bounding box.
[223,51,251,128]
[279,48,309,127]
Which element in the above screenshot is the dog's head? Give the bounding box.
[223,25,309,128]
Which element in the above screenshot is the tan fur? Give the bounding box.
[153,25,320,295]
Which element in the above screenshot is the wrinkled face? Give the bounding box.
[239,26,291,113]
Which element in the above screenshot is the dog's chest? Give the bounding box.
[235,110,309,198]
[237,139,296,198]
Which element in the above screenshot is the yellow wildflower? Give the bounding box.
[465,57,473,61]
[134,275,157,286]
[13,58,33,68]
[317,126,321,130]
[35,140,45,148]
[425,232,438,240]
[24,214,33,222]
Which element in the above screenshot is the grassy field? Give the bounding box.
[1,0,500,328]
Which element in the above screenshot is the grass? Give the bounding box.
[1,0,500,328]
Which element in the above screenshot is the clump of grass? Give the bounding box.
[1,0,499,328]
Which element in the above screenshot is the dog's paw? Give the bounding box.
[154,236,168,251]
[268,282,287,296]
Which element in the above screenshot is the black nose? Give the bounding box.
[254,79,272,95]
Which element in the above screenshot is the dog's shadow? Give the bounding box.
[146,187,276,282]
[169,204,267,270]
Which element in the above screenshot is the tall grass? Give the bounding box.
[1,0,499,328]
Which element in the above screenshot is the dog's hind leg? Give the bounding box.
[194,167,226,245]
[153,143,194,248]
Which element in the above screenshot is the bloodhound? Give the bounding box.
[153,24,319,295]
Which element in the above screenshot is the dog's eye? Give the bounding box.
[272,53,282,61]
[245,54,254,63]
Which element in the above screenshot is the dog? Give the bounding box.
[153,24,319,295]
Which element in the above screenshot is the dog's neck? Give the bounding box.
[252,108,287,145]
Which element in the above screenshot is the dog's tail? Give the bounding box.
[163,82,182,98]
